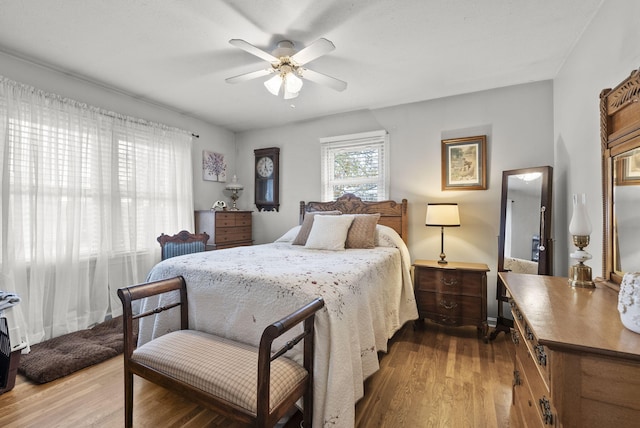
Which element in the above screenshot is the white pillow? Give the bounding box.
[274,226,302,243]
[305,215,355,251]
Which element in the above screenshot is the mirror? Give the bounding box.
[600,68,640,289]
[497,166,553,276]
[489,165,553,340]
[613,147,640,273]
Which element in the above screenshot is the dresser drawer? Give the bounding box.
[513,357,549,428]
[415,269,484,296]
[214,227,252,243]
[511,302,551,388]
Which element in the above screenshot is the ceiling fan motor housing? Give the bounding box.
[271,40,296,60]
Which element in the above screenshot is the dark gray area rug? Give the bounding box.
[18,316,128,384]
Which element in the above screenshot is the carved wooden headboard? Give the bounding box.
[299,193,409,244]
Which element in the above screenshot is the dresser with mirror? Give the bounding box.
[600,68,640,289]
[503,68,640,427]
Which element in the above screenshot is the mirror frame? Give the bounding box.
[490,165,553,340]
[497,165,554,276]
[600,68,640,290]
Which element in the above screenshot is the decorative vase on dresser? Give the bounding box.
[501,272,640,427]
[194,210,252,250]
[413,260,489,341]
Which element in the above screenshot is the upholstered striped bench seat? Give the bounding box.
[132,330,308,414]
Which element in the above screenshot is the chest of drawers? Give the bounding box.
[413,260,489,340]
[194,210,252,250]
[502,272,640,428]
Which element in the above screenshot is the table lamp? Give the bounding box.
[568,193,595,288]
[225,175,244,211]
[426,203,460,264]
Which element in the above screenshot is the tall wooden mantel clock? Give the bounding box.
[254,147,280,212]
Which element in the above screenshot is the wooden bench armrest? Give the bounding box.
[257,297,324,423]
[117,276,188,357]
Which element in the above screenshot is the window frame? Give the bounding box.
[320,130,389,201]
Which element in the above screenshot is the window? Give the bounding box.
[1,75,194,342]
[320,130,389,201]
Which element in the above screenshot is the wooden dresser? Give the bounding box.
[413,260,489,340]
[194,210,252,250]
[501,272,640,428]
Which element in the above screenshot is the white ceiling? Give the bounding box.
[0,0,603,132]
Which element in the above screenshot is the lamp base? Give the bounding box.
[229,191,240,211]
[568,262,595,289]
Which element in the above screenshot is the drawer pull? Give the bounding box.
[438,316,458,326]
[441,277,458,287]
[539,397,553,425]
[511,329,520,345]
[438,300,458,310]
[513,369,521,386]
[525,324,534,341]
[535,344,547,367]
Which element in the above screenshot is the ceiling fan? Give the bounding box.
[225,38,347,99]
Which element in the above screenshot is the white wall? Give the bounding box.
[553,0,640,277]
[0,51,235,213]
[236,81,555,318]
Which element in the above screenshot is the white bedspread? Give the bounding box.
[139,239,418,427]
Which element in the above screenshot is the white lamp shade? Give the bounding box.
[569,193,591,235]
[264,74,282,96]
[284,73,303,93]
[225,175,244,190]
[425,203,460,227]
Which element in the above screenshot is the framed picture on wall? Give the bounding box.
[441,135,487,190]
[202,150,227,182]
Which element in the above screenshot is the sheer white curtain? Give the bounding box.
[0,76,194,345]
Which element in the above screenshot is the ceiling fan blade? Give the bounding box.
[290,38,335,65]
[225,68,273,84]
[229,39,279,63]
[300,68,347,92]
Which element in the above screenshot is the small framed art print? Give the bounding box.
[441,135,487,190]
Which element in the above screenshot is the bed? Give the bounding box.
[138,194,418,427]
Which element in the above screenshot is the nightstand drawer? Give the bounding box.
[415,269,484,296]
[415,291,482,319]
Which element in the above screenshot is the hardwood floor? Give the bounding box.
[0,321,514,427]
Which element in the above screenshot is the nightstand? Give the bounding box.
[413,260,489,341]
[194,210,253,250]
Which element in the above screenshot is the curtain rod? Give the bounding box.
[1,74,198,138]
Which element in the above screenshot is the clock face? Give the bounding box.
[256,156,274,178]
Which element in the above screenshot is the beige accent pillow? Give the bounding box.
[292,210,341,245]
[304,215,355,251]
[346,214,381,249]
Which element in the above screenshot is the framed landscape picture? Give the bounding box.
[441,135,487,190]
[202,150,227,182]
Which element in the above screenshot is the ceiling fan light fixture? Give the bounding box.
[284,72,303,94]
[283,89,299,100]
[264,74,282,96]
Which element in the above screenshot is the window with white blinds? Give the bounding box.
[0,75,194,342]
[320,130,389,201]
